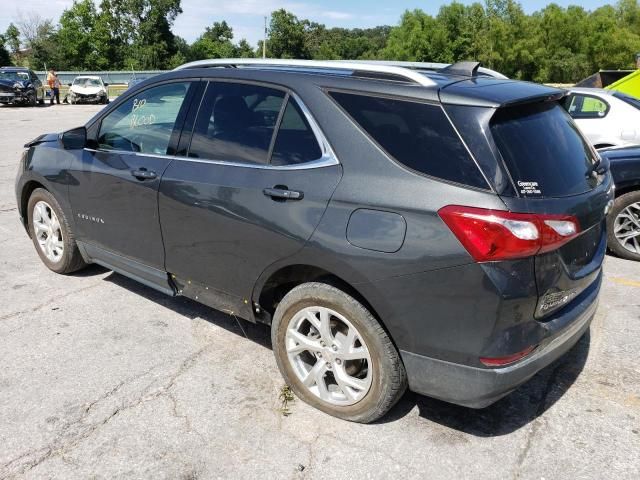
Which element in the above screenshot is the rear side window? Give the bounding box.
[271,99,322,166]
[189,82,285,164]
[563,94,609,119]
[490,102,598,198]
[329,91,488,189]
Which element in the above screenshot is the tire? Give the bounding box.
[271,282,407,423]
[28,91,37,107]
[27,188,88,274]
[607,190,640,261]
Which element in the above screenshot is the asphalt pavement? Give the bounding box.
[0,103,638,479]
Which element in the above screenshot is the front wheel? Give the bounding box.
[27,188,87,273]
[607,191,640,261]
[271,282,407,423]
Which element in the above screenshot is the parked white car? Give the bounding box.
[563,88,640,148]
[68,76,109,104]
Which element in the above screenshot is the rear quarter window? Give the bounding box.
[490,102,598,198]
[329,91,489,190]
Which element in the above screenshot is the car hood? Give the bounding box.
[24,132,59,148]
[70,85,104,95]
[0,78,29,89]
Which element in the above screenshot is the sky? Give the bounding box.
[0,0,614,47]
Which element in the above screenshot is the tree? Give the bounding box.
[268,9,310,59]
[0,36,11,66]
[5,24,21,55]
[57,0,100,69]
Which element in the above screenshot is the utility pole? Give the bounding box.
[263,15,267,59]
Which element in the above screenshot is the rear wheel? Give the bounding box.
[607,191,640,261]
[27,188,87,273]
[271,282,407,423]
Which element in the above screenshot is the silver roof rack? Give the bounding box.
[332,60,508,79]
[174,58,438,87]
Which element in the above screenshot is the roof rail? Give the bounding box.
[333,60,507,79]
[174,58,438,87]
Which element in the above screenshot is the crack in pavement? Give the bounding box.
[512,363,563,480]
[0,339,218,477]
[0,283,103,323]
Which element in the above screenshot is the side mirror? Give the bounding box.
[60,126,87,150]
[104,83,109,87]
[68,83,72,86]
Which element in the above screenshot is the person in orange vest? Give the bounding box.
[47,68,60,105]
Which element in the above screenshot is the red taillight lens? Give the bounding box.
[480,346,537,367]
[438,205,580,262]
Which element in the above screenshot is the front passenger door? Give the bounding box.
[68,81,197,270]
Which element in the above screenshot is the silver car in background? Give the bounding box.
[563,87,640,148]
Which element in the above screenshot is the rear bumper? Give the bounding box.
[401,273,600,408]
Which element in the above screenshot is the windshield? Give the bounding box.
[612,91,640,110]
[73,78,102,87]
[0,71,30,82]
[490,102,598,198]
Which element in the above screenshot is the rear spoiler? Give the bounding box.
[498,90,567,108]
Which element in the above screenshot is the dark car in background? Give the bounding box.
[0,67,45,106]
[15,59,613,423]
[598,145,640,261]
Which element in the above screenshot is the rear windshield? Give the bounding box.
[329,91,489,189]
[490,102,598,198]
[612,91,640,110]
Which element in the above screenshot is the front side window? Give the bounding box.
[188,82,285,164]
[563,94,609,119]
[612,91,640,110]
[97,82,191,155]
[329,91,488,189]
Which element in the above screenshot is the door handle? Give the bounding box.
[132,168,157,180]
[263,187,304,201]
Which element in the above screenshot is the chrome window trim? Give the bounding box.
[84,148,338,171]
[88,82,339,171]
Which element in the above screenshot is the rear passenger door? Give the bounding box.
[159,81,342,313]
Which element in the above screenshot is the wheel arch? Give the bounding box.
[614,181,640,198]
[254,263,386,333]
[19,179,47,235]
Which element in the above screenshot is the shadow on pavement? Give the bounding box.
[103,270,272,349]
[382,329,591,435]
[101,269,590,436]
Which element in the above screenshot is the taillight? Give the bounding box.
[479,345,537,367]
[438,205,580,262]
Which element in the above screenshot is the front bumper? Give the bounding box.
[71,93,105,103]
[0,91,29,103]
[401,273,600,408]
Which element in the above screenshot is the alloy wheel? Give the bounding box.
[32,200,64,263]
[285,306,373,406]
[614,201,640,254]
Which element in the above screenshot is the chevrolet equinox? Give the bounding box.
[15,59,613,423]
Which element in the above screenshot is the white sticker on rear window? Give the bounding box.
[517,181,541,195]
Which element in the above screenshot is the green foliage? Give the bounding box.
[4,0,640,83]
[5,24,20,55]
[0,35,10,66]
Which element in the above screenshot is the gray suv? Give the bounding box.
[15,59,613,423]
